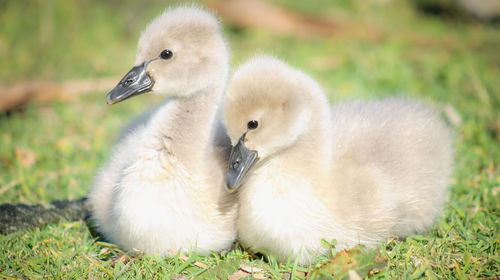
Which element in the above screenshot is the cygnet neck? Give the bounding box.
[148,82,226,174]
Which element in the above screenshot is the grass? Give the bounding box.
[1,0,499,279]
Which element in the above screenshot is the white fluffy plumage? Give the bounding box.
[223,57,454,265]
[88,7,237,256]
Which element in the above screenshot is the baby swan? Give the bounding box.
[88,7,237,256]
[224,57,453,265]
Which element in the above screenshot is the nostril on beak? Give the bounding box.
[124,78,134,86]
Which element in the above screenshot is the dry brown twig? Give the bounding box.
[228,264,267,280]
[166,249,209,269]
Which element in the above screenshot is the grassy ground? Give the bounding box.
[1,0,498,279]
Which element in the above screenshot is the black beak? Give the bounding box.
[106,61,155,105]
[226,134,259,192]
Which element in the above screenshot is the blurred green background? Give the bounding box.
[2,0,497,203]
[0,0,498,278]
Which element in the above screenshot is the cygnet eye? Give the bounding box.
[160,49,173,60]
[247,120,259,130]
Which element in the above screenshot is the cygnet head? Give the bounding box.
[107,7,229,104]
[224,57,324,191]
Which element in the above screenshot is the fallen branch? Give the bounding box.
[208,0,387,42]
[0,77,117,113]
[0,197,89,234]
[208,0,338,38]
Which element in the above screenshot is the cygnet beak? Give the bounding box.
[226,133,259,192]
[106,61,155,105]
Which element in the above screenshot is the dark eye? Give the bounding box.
[160,49,173,60]
[247,120,259,130]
